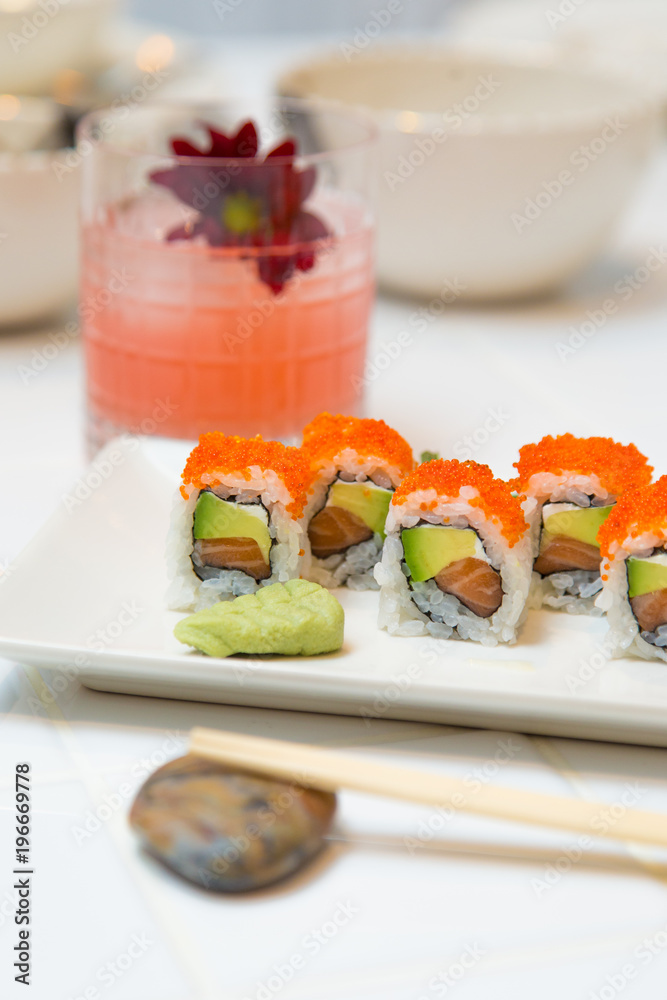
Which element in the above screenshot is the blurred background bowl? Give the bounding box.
[0,10,189,328]
[0,0,118,95]
[0,146,78,325]
[279,47,662,301]
[0,94,79,327]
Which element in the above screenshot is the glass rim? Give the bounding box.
[76,95,378,166]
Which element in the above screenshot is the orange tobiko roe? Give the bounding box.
[301,412,414,477]
[393,458,528,547]
[599,476,667,559]
[512,433,652,495]
[181,432,313,517]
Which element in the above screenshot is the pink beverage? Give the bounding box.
[82,196,373,444]
[78,101,377,450]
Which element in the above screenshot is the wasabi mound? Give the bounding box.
[174,580,344,658]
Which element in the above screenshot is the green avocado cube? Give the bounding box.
[327,481,392,538]
[627,556,667,599]
[193,492,272,563]
[174,580,345,658]
[542,504,613,549]
[402,525,481,583]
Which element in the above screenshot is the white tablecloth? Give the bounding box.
[4,37,667,1000]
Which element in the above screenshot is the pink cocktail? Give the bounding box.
[78,101,376,449]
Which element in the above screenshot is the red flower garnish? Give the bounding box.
[150,120,331,294]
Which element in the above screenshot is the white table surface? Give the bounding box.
[5,34,667,1000]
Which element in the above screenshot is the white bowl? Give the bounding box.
[279,48,662,300]
[0,0,117,96]
[449,0,667,111]
[0,149,78,326]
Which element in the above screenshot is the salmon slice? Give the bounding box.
[434,557,503,619]
[194,537,271,581]
[533,535,601,576]
[309,505,373,559]
[630,590,667,633]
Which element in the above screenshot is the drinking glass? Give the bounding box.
[77,98,376,450]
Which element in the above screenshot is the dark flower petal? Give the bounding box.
[233,121,258,157]
[151,119,332,294]
[257,252,296,295]
[205,128,237,158]
[294,211,330,241]
[199,216,226,246]
[292,211,331,272]
[151,165,219,212]
[299,166,317,203]
[266,139,296,159]
[205,121,258,158]
[227,161,265,202]
[151,167,197,204]
[171,138,206,157]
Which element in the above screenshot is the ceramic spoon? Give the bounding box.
[129,728,667,893]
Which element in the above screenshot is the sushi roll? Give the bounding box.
[375,459,532,645]
[301,413,414,590]
[512,434,652,615]
[598,477,667,661]
[167,433,312,611]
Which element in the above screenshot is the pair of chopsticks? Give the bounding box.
[190,727,667,849]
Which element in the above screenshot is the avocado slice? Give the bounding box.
[326,481,392,538]
[402,525,485,583]
[542,502,613,548]
[193,493,272,565]
[628,554,667,599]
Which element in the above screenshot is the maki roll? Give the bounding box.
[167,433,312,611]
[301,413,414,590]
[375,459,532,645]
[598,477,667,661]
[513,434,652,615]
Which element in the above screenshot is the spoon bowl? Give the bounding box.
[129,755,336,893]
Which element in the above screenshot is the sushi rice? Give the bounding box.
[522,473,613,616]
[376,487,534,647]
[514,436,652,618]
[301,415,414,590]
[166,474,305,612]
[304,449,399,591]
[596,537,667,662]
[597,477,667,663]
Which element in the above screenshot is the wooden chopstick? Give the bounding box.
[190,727,667,849]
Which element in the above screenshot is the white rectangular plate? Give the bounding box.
[1,437,666,746]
